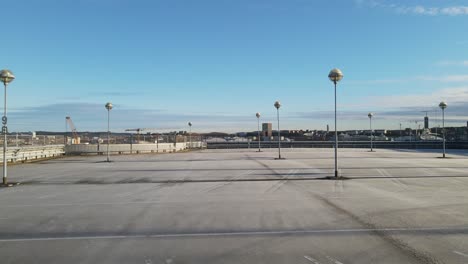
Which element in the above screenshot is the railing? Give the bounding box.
[206,141,468,149]
[65,142,205,155]
[0,145,65,164]
[0,135,66,146]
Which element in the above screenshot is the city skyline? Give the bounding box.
[3,0,468,132]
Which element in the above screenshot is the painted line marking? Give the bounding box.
[38,195,54,199]
[453,250,468,258]
[0,226,466,242]
[115,191,136,198]
[304,255,320,263]
[326,255,344,264]
[0,197,318,208]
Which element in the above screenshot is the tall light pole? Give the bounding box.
[65,117,68,145]
[105,102,113,162]
[274,101,283,159]
[439,101,447,158]
[256,112,261,152]
[0,70,15,185]
[328,68,343,178]
[368,112,374,152]
[188,122,192,149]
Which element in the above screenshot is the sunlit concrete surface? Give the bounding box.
[0,148,468,263]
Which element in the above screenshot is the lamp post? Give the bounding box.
[328,68,343,178]
[0,70,15,185]
[439,101,447,158]
[274,101,282,159]
[256,112,261,152]
[188,122,192,149]
[105,102,113,162]
[368,112,374,152]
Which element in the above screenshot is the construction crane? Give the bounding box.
[65,116,79,144]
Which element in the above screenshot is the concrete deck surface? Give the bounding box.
[0,148,467,263]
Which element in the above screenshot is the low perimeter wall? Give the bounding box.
[206,141,468,149]
[65,142,204,155]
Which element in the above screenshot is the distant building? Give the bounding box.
[262,123,272,137]
[424,116,429,129]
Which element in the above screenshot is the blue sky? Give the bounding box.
[3,0,468,132]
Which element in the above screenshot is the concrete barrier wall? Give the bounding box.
[65,142,204,155]
[0,145,65,164]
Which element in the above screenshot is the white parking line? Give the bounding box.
[38,194,58,199]
[326,255,344,264]
[0,226,466,242]
[115,191,135,198]
[304,255,320,263]
[453,250,468,258]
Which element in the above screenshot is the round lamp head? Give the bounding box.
[188,122,192,127]
[368,112,373,118]
[256,112,260,118]
[328,68,343,83]
[105,102,113,110]
[439,101,447,110]
[0,69,15,85]
[274,101,281,109]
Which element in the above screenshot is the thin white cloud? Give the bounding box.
[347,78,408,85]
[367,86,468,108]
[440,6,468,16]
[437,60,468,67]
[397,5,439,16]
[350,75,468,85]
[357,0,468,16]
[416,75,468,82]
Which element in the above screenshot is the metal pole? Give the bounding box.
[65,118,67,145]
[370,117,373,152]
[409,124,412,143]
[106,109,110,162]
[442,109,446,158]
[334,81,338,178]
[277,108,281,159]
[189,126,192,149]
[257,117,261,152]
[3,83,7,185]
